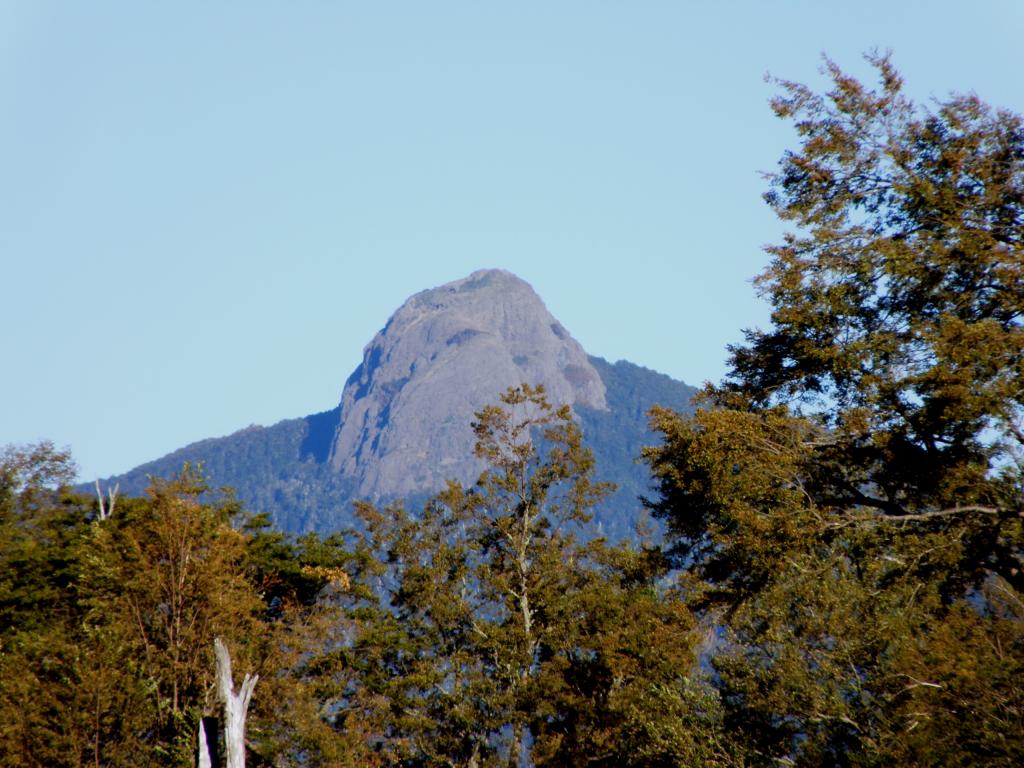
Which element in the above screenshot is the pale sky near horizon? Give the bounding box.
[3,2,1022,481]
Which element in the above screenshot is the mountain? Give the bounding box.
[96,270,697,538]
[330,270,608,498]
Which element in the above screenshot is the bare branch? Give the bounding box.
[901,674,943,690]
[95,480,107,521]
[888,505,1001,521]
[828,505,1004,529]
[94,480,119,521]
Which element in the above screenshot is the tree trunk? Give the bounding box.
[197,716,220,768]
[214,638,258,768]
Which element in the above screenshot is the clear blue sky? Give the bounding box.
[3,2,1022,481]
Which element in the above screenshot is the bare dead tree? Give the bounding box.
[94,480,119,521]
[213,637,258,768]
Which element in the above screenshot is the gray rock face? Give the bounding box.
[328,269,608,498]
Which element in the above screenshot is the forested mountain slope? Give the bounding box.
[96,271,696,537]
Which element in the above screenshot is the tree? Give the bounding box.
[0,442,104,767]
[350,384,609,766]
[528,543,730,767]
[645,54,1024,766]
[0,448,366,767]
[239,516,378,767]
[728,51,1023,585]
[0,442,80,645]
[77,469,266,765]
[349,385,719,767]
[83,470,368,767]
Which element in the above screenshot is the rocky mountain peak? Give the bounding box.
[328,269,607,498]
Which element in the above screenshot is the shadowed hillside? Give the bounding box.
[99,355,696,538]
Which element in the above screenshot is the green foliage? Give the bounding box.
[733,51,1024,529]
[645,54,1024,766]
[347,385,720,766]
[78,468,263,764]
[0,442,108,766]
[0,447,366,767]
[530,544,730,766]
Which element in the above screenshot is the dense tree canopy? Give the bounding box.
[0,394,722,767]
[645,53,1024,766]
[345,385,721,767]
[732,53,1023,537]
[0,448,360,767]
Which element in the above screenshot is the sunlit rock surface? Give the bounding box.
[329,269,607,497]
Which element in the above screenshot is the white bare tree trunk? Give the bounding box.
[94,480,118,520]
[214,637,258,768]
[197,717,214,768]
